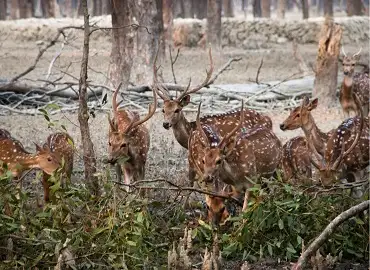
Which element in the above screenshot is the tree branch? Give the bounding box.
[291,200,370,270]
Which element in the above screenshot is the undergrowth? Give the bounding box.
[0,167,368,269]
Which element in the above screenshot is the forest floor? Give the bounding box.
[0,21,369,269]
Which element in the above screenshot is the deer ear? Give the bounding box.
[301,96,310,107]
[222,137,237,157]
[179,95,191,107]
[308,98,318,111]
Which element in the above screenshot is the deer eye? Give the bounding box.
[202,159,205,164]
[47,157,52,162]
[162,109,165,113]
[174,109,180,113]
[108,142,111,146]
[216,159,221,165]
[294,113,300,118]
[121,143,127,148]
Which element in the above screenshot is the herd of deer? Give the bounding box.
[0,47,368,226]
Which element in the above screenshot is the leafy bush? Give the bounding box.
[194,180,369,263]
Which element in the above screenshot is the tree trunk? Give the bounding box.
[78,0,99,196]
[253,0,261,17]
[77,0,83,16]
[93,0,102,16]
[132,0,164,84]
[19,0,32,18]
[102,0,111,14]
[323,0,333,16]
[261,0,270,17]
[207,0,222,50]
[346,0,364,16]
[223,0,234,17]
[277,0,285,18]
[194,0,207,19]
[163,0,173,46]
[109,0,134,88]
[301,0,309,18]
[11,0,19,19]
[183,0,193,17]
[64,0,72,17]
[313,18,343,107]
[41,0,56,17]
[0,0,7,20]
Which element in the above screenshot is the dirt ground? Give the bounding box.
[0,22,368,269]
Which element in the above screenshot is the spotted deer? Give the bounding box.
[279,97,335,156]
[190,101,282,215]
[41,132,74,202]
[309,93,369,188]
[340,47,370,118]
[0,137,60,178]
[107,83,157,188]
[280,136,313,185]
[153,48,272,184]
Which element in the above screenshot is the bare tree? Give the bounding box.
[313,18,343,107]
[41,0,56,17]
[93,0,102,16]
[64,0,73,17]
[19,0,33,18]
[207,0,222,49]
[324,0,333,16]
[253,0,261,17]
[261,0,271,17]
[102,0,111,14]
[183,0,193,17]
[223,0,234,17]
[277,0,286,18]
[194,0,207,19]
[109,0,134,88]
[301,0,309,18]
[132,0,164,83]
[78,0,99,196]
[0,0,7,20]
[163,0,173,46]
[347,0,364,16]
[11,0,19,19]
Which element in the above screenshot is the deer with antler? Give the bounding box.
[189,101,282,219]
[153,48,272,185]
[340,47,369,118]
[308,93,369,189]
[41,132,74,202]
[280,97,335,157]
[280,136,313,185]
[107,83,157,188]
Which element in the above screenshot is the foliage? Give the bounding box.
[194,179,369,263]
[0,168,187,269]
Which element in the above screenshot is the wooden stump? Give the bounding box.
[313,17,343,107]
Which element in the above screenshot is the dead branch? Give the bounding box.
[291,200,370,270]
[255,57,264,85]
[207,57,242,85]
[292,41,310,76]
[169,45,180,84]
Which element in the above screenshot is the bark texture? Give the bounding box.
[313,18,343,107]
[109,0,134,88]
[301,0,309,19]
[41,0,56,17]
[11,0,19,19]
[93,0,102,16]
[207,0,222,49]
[194,0,207,19]
[277,0,285,19]
[253,0,261,17]
[0,0,7,20]
[223,0,234,17]
[323,0,333,16]
[78,0,99,196]
[261,0,271,17]
[346,0,364,16]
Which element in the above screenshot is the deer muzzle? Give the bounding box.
[279,123,287,131]
[163,122,171,129]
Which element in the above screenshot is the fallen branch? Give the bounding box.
[291,200,370,270]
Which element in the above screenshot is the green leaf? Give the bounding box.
[297,235,302,245]
[268,244,273,256]
[198,219,212,231]
[127,240,137,246]
[278,219,284,230]
[286,247,296,254]
[137,212,144,223]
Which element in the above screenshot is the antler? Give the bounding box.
[112,82,123,120]
[219,100,244,150]
[341,46,347,57]
[332,93,364,170]
[177,47,214,101]
[107,113,117,132]
[195,102,209,147]
[353,47,362,57]
[152,45,171,101]
[124,87,158,133]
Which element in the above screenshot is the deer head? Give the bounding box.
[153,48,214,129]
[280,97,318,131]
[342,47,362,76]
[205,184,233,226]
[194,101,245,184]
[107,82,157,165]
[308,93,365,186]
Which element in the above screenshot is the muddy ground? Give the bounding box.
[0,20,368,269]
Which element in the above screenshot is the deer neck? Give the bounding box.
[342,76,353,97]
[219,159,237,185]
[172,112,192,149]
[302,114,327,154]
